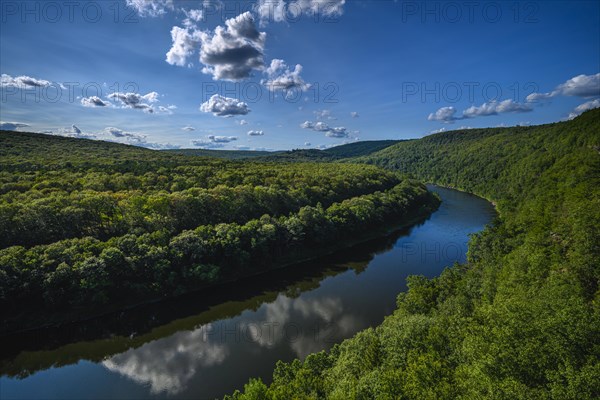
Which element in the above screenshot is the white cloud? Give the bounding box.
[326,127,348,138]
[262,59,310,93]
[300,120,349,138]
[56,125,96,139]
[103,126,145,142]
[1,74,52,89]
[183,8,204,27]
[125,0,173,17]
[107,92,167,114]
[462,99,532,118]
[429,100,532,123]
[166,26,202,67]
[350,111,359,118]
[198,12,266,81]
[191,135,237,148]
[304,141,311,146]
[568,98,600,120]
[182,126,195,131]
[0,121,30,131]
[526,91,556,102]
[247,130,264,136]
[527,73,600,102]
[427,106,459,122]
[81,96,111,107]
[239,119,248,125]
[557,73,600,97]
[429,127,446,134]
[200,94,250,117]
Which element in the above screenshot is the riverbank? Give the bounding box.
[1,185,440,336]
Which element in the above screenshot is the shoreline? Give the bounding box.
[1,196,440,337]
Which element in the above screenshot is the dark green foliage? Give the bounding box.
[0,131,404,248]
[0,131,437,331]
[229,109,600,399]
[165,148,274,159]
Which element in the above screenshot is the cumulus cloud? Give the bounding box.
[300,120,349,138]
[350,111,359,118]
[527,73,600,102]
[183,8,204,27]
[462,99,532,118]
[429,100,532,123]
[0,121,30,131]
[107,92,168,114]
[166,26,202,67]
[427,106,459,122]
[81,96,111,107]
[200,94,250,117]
[191,135,238,149]
[239,119,248,125]
[56,125,96,139]
[568,98,600,120]
[125,0,173,17]
[304,141,311,146]
[526,91,555,102]
[556,73,600,97]
[325,127,349,138]
[198,12,266,81]
[104,126,137,138]
[1,74,52,89]
[247,130,264,136]
[262,59,310,93]
[103,127,146,144]
[182,126,195,131]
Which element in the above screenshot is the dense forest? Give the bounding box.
[0,132,438,332]
[227,109,600,399]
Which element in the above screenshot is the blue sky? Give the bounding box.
[1,0,599,150]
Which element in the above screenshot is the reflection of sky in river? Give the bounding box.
[102,293,358,395]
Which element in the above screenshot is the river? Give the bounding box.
[0,185,495,399]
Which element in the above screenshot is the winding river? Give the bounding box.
[0,186,495,399]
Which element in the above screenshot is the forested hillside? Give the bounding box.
[165,148,274,159]
[228,110,600,399]
[253,140,402,162]
[0,131,438,332]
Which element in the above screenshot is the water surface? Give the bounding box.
[0,186,495,399]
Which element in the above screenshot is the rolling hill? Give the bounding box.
[228,109,600,399]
